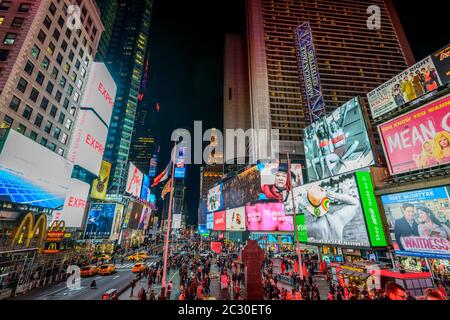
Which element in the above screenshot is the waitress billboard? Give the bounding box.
[378,94,450,175]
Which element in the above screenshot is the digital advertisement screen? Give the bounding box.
[198,200,207,225]
[90,160,111,200]
[303,97,374,182]
[213,210,226,231]
[138,205,151,230]
[368,45,449,119]
[378,94,450,175]
[206,213,214,230]
[222,166,261,209]
[0,129,73,209]
[246,202,294,232]
[207,184,222,212]
[381,187,450,259]
[126,162,143,198]
[110,204,124,240]
[85,203,116,239]
[174,167,186,179]
[285,170,386,247]
[127,201,143,230]
[198,224,209,236]
[121,202,133,229]
[226,207,246,231]
[258,161,304,202]
[140,174,150,202]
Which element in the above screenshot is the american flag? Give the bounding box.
[150,157,157,167]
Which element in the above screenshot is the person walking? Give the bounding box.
[167,280,173,300]
[129,279,136,297]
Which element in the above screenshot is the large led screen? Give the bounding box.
[213,210,226,231]
[0,129,73,209]
[226,207,246,231]
[222,166,261,209]
[126,162,143,198]
[284,171,386,247]
[246,202,294,232]
[381,187,450,259]
[303,97,374,182]
[127,201,143,230]
[85,203,116,239]
[378,94,450,175]
[207,184,222,212]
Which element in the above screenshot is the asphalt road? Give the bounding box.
[13,259,158,300]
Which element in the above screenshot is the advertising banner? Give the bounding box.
[211,242,222,254]
[284,171,373,247]
[381,187,450,259]
[126,162,143,198]
[121,201,133,229]
[198,225,209,236]
[68,62,116,175]
[303,97,374,182]
[56,178,90,228]
[258,161,304,202]
[222,166,261,209]
[85,203,116,239]
[138,205,151,230]
[246,202,294,232]
[110,204,124,240]
[127,201,143,230]
[213,211,226,231]
[368,46,449,118]
[172,214,182,229]
[226,207,246,231]
[206,213,214,230]
[378,94,450,175]
[0,129,73,209]
[207,184,222,212]
[90,160,111,200]
[140,174,150,202]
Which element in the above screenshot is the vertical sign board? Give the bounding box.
[295,21,326,122]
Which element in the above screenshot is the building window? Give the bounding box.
[11,17,24,28]
[48,143,56,152]
[49,3,56,15]
[53,127,61,139]
[80,66,86,77]
[68,50,74,61]
[63,62,70,74]
[24,60,34,75]
[55,90,62,102]
[70,71,77,82]
[79,48,84,58]
[75,60,81,70]
[58,112,65,124]
[82,37,87,47]
[50,105,57,117]
[43,16,51,29]
[37,30,46,44]
[61,132,68,144]
[58,16,64,28]
[0,16,4,25]
[41,56,50,70]
[63,98,69,109]
[0,49,9,61]
[3,33,17,45]
[29,88,39,102]
[65,28,72,39]
[46,81,54,94]
[73,38,78,49]
[57,148,64,156]
[18,3,31,13]
[40,97,49,110]
[36,71,45,85]
[2,115,14,128]
[51,66,58,79]
[69,105,76,116]
[73,91,79,102]
[16,123,27,135]
[83,56,89,66]
[29,131,37,141]
[59,76,66,88]
[40,137,47,146]
[22,105,33,120]
[61,40,67,51]
[47,42,55,55]
[0,1,12,11]
[44,120,52,133]
[67,84,73,95]
[9,95,21,112]
[65,118,72,130]
[56,53,63,65]
[52,29,60,41]
[17,77,28,93]
[34,113,43,127]
[87,16,92,28]
[31,45,40,59]
[76,78,83,90]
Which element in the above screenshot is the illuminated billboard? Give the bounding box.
[381,187,450,259]
[206,213,214,230]
[126,162,143,198]
[368,44,450,119]
[110,204,124,240]
[207,184,222,212]
[127,201,143,230]
[140,174,150,202]
[285,170,386,247]
[213,210,226,231]
[0,129,73,209]
[222,166,261,209]
[378,94,450,175]
[85,203,116,239]
[56,178,90,228]
[90,160,111,200]
[174,167,186,179]
[226,207,246,231]
[67,62,116,175]
[303,97,374,182]
[246,202,293,232]
[138,205,151,230]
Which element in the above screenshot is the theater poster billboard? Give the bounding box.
[378,94,450,175]
[368,45,450,119]
[284,170,386,247]
[381,187,450,259]
[303,97,374,182]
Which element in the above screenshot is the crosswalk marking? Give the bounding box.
[115,261,157,270]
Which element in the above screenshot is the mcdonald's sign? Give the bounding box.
[43,220,65,254]
[10,212,47,247]
[43,241,61,254]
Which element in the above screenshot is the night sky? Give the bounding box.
[145,0,448,226]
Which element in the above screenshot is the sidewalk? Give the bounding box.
[275,274,330,300]
[208,263,247,300]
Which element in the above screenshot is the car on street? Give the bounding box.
[80,265,98,277]
[127,252,149,261]
[132,263,148,273]
[97,264,116,275]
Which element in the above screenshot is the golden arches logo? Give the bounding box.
[11,212,47,247]
[48,220,66,233]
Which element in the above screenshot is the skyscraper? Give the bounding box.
[94,0,119,62]
[96,0,153,192]
[246,0,414,158]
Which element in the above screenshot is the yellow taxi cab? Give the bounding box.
[96,254,112,262]
[80,265,98,277]
[132,263,148,273]
[127,252,149,261]
[97,264,116,276]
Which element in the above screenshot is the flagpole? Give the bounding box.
[287,153,304,282]
[161,141,177,298]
